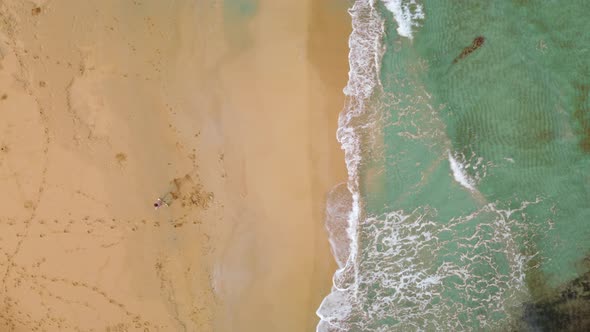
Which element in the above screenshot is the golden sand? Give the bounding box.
[0,0,349,330]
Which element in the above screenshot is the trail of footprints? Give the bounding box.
[0,215,208,238]
[0,213,213,331]
[0,170,213,331]
[0,3,219,330]
[0,170,212,330]
[0,8,54,332]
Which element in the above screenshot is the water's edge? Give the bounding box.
[316,1,385,330]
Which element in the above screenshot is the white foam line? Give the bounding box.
[316,0,385,331]
[448,151,475,191]
[382,0,425,40]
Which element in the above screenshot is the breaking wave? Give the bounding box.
[382,0,425,40]
[316,0,385,331]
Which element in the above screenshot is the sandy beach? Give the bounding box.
[0,0,349,331]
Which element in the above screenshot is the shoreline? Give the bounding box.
[211,0,350,330]
[0,0,351,330]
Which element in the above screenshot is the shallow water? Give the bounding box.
[318,0,590,330]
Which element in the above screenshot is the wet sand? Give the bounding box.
[0,0,349,330]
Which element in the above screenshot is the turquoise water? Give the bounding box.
[318,0,590,331]
[411,0,590,286]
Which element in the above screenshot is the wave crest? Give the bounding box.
[382,0,425,40]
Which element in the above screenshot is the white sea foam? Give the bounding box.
[316,0,385,331]
[324,200,544,331]
[382,0,425,40]
[448,151,476,191]
[316,0,546,330]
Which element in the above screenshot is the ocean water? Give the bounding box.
[318,0,590,331]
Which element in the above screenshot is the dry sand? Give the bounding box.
[0,0,349,331]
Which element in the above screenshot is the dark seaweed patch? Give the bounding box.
[520,271,590,331]
[453,36,485,64]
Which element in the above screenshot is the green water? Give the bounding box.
[357,0,590,330]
